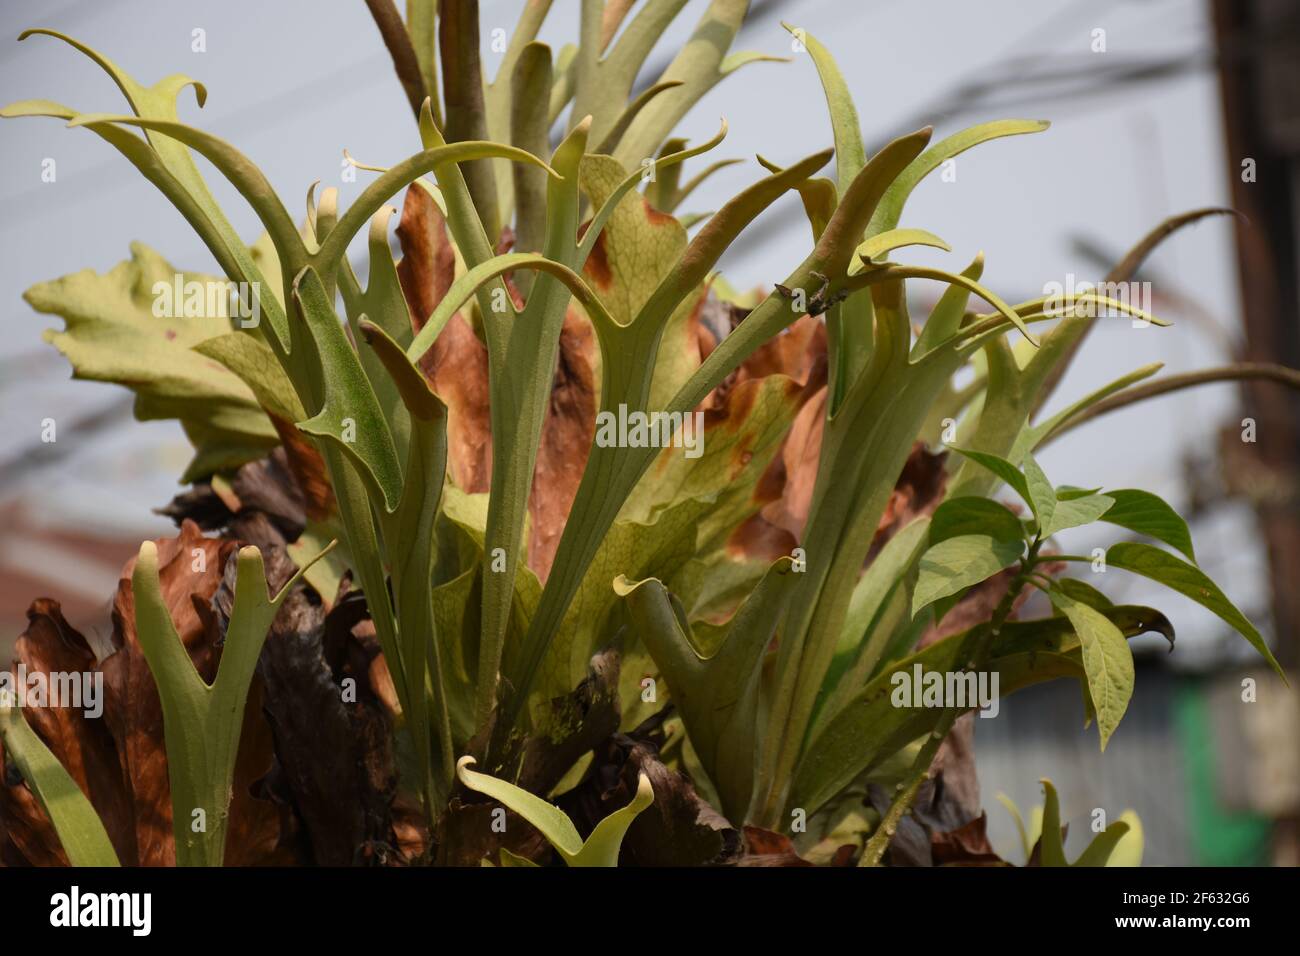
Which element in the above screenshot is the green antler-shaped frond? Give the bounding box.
[131,539,336,866]
[615,556,798,821]
[456,756,653,866]
[1037,779,1141,867]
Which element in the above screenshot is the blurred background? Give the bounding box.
[1,0,1297,864]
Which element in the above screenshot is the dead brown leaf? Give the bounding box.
[0,600,132,865]
[526,305,597,580]
[396,184,493,492]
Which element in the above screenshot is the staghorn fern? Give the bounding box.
[2,1,1294,867]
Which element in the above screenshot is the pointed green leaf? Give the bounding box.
[593,79,683,155]
[952,447,1031,506]
[912,534,1024,617]
[360,317,454,795]
[1098,489,1196,562]
[337,207,417,466]
[1101,810,1144,866]
[849,262,1039,346]
[7,31,295,351]
[1043,492,1114,538]
[65,112,304,275]
[457,756,582,856]
[793,607,1167,819]
[133,539,332,865]
[1021,363,1163,453]
[1022,454,1057,531]
[929,496,1025,546]
[509,41,555,258]
[1107,542,1282,677]
[1047,588,1134,749]
[319,138,558,274]
[1071,820,1132,867]
[1056,485,1103,500]
[574,772,655,867]
[612,0,752,169]
[0,696,120,867]
[631,148,835,335]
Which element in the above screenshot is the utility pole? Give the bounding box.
[1213,0,1300,866]
[1213,0,1300,666]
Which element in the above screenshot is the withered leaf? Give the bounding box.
[1,600,132,865]
[526,305,598,580]
[396,185,493,493]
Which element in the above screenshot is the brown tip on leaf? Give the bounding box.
[727,513,797,563]
[357,320,376,343]
[269,415,335,520]
[584,231,614,291]
[643,197,676,227]
[737,826,815,866]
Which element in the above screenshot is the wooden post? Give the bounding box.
[1213,0,1300,866]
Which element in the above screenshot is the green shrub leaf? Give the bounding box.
[952,447,1032,506]
[1042,491,1114,538]
[912,534,1024,617]
[793,606,1165,818]
[930,496,1025,546]
[1099,489,1196,562]
[1107,542,1283,677]
[1047,589,1134,749]
[1022,454,1057,531]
